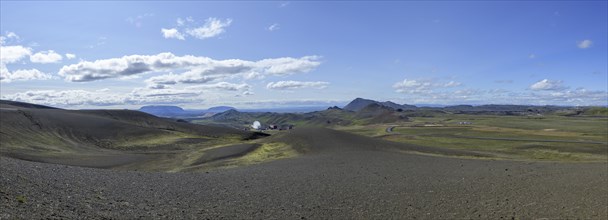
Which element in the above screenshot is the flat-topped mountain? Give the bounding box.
[138,105,236,117]
[139,105,186,116]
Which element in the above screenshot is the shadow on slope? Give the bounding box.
[0,100,267,169]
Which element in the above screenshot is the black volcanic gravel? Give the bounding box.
[1,150,607,219]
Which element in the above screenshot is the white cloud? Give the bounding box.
[118,74,141,80]
[161,28,185,40]
[268,23,280,31]
[389,76,607,105]
[162,17,232,40]
[577,39,593,49]
[0,45,32,64]
[186,17,232,39]
[242,91,254,96]
[495,80,513,84]
[453,89,475,96]
[126,13,154,28]
[2,90,129,107]
[228,99,347,109]
[2,89,350,108]
[30,50,63,63]
[393,78,463,94]
[530,79,567,91]
[0,32,19,45]
[543,88,607,105]
[148,84,169,89]
[188,82,250,91]
[145,73,180,85]
[87,36,107,49]
[391,84,608,106]
[1,87,213,107]
[147,65,251,85]
[0,33,52,83]
[256,56,321,76]
[177,18,185,26]
[65,53,76,59]
[6,32,18,39]
[130,82,250,105]
[59,52,321,83]
[443,81,461,87]
[0,65,52,83]
[58,53,177,82]
[131,87,200,98]
[393,79,433,93]
[243,71,264,80]
[266,81,329,90]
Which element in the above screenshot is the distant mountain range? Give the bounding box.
[203,103,411,129]
[138,105,236,118]
[342,98,589,115]
[343,98,417,111]
[137,97,606,119]
[190,97,607,129]
[137,105,332,118]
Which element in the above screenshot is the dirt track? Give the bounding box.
[2,128,607,219]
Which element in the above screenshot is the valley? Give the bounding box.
[1,99,606,219]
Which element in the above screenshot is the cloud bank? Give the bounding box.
[0,33,54,83]
[58,53,321,84]
[266,81,329,90]
[393,79,461,94]
[391,78,606,106]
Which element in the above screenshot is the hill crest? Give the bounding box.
[343,98,417,111]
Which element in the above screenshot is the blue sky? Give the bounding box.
[1,1,606,109]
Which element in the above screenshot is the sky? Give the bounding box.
[1,1,607,109]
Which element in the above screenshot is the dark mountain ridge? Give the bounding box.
[0,100,58,109]
[342,98,590,115]
[343,98,417,111]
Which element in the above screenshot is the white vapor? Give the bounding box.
[266,81,329,90]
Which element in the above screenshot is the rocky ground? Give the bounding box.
[2,149,606,219]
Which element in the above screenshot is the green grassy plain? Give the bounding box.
[337,114,608,162]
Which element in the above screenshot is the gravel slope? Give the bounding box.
[2,150,606,219]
